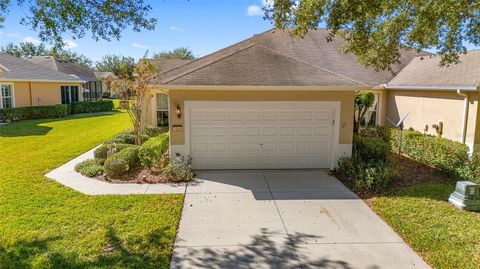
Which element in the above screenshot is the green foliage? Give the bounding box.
[95,55,135,79]
[0,0,156,50]
[93,143,135,162]
[74,159,104,177]
[162,156,195,183]
[457,153,480,184]
[0,42,92,67]
[105,133,136,145]
[138,133,169,168]
[0,104,68,121]
[143,126,166,138]
[69,100,114,114]
[354,91,375,134]
[153,47,195,60]
[266,0,480,71]
[353,135,390,163]
[104,146,140,179]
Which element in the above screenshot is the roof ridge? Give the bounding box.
[160,28,274,76]
[257,45,368,86]
[162,42,258,84]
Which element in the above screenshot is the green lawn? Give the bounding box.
[373,183,480,269]
[0,111,184,269]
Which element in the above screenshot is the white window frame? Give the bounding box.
[156,93,169,127]
[0,82,15,109]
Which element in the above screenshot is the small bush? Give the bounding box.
[74,159,104,177]
[94,143,135,162]
[0,104,68,121]
[458,153,480,184]
[138,133,169,168]
[105,133,136,145]
[162,156,194,183]
[143,126,165,138]
[353,135,391,163]
[104,146,140,179]
[69,100,113,114]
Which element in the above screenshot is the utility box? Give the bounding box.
[448,181,480,212]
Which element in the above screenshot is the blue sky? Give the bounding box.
[0,0,478,63]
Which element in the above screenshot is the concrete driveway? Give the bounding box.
[171,170,430,269]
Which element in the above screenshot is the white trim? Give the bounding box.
[0,64,10,72]
[0,78,85,83]
[183,100,343,170]
[384,84,478,91]
[151,85,368,91]
[0,82,15,108]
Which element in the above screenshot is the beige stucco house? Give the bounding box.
[376,51,480,153]
[0,53,84,108]
[145,29,425,170]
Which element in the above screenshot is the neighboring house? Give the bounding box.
[94,71,117,97]
[380,50,480,153]
[0,53,84,109]
[145,29,425,170]
[27,56,102,100]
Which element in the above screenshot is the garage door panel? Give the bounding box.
[188,102,334,169]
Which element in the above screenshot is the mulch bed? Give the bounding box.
[95,167,188,184]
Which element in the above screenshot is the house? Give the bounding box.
[380,50,480,153]
[27,56,102,100]
[145,29,425,170]
[0,53,84,109]
[94,71,117,97]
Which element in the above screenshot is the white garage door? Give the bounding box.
[186,101,337,169]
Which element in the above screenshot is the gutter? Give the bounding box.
[384,85,478,91]
[457,89,470,144]
[0,78,86,83]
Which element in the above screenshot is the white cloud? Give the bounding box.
[64,39,78,49]
[6,32,23,39]
[22,36,41,45]
[247,5,262,16]
[132,42,149,49]
[170,26,186,32]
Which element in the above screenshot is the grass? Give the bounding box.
[0,111,184,268]
[372,183,480,269]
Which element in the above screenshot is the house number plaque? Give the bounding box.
[172,125,183,132]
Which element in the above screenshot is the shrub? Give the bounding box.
[143,126,165,138]
[69,100,114,114]
[162,156,194,183]
[0,104,68,121]
[138,133,169,168]
[353,135,391,163]
[105,133,136,144]
[104,146,140,179]
[458,153,480,184]
[74,159,104,177]
[94,143,135,162]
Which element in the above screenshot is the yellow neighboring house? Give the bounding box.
[0,53,84,109]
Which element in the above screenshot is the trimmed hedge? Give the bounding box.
[94,143,135,162]
[104,146,140,178]
[139,133,169,167]
[74,159,104,177]
[0,104,68,121]
[353,135,391,164]
[69,100,113,114]
[105,133,136,145]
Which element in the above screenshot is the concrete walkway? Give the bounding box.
[171,170,430,269]
[45,146,186,195]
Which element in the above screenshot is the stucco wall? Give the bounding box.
[7,81,83,108]
[386,90,479,152]
[147,89,355,146]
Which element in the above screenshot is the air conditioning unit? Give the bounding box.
[448,181,480,212]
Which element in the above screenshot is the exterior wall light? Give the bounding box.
[176,104,182,119]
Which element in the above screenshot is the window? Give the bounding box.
[61,86,79,104]
[366,94,379,126]
[157,93,169,127]
[0,83,14,109]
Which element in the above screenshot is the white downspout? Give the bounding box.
[457,89,470,144]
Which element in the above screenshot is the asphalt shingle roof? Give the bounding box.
[387,50,480,88]
[27,56,97,81]
[156,29,428,87]
[0,53,84,82]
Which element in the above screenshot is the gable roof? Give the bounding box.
[0,53,85,83]
[386,50,480,90]
[94,71,117,80]
[27,56,96,82]
[153,59,194,74]
[157,29,428,87]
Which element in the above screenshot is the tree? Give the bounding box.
[354,91,375,134]
[95,55,135,79]
[112,56,158,145]
[266,0,480,72]
[153,47,195,60]
[1,42,92,67]
[0,0,156,49]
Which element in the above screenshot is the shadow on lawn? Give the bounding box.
[0,111,125,137]
[172,228,353,269]
[0,226,173,269]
